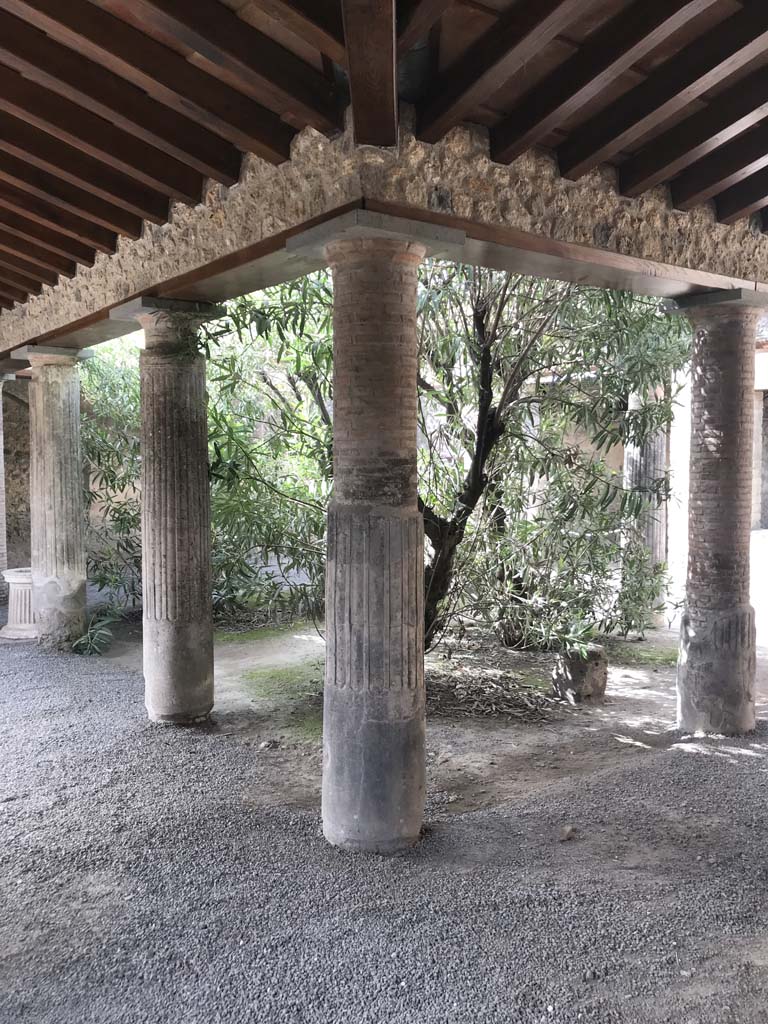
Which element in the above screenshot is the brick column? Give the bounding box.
[322,237,427,853]
[135,302,220,724]
[28,351,87,648]
[678,301,759,734]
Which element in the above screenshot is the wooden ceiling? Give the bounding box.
[0,0,767,312]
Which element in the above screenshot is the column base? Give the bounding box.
[32,574,86,650]
[677,605,756,735]
[143,618,214,725]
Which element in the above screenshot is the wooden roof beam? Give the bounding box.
[398,0,453,55]
[0,267,41,295]
[0,0,295,162]
[417,0,583,144]
[620,65,768,197]
[0,9,242,185]
[0,209,97,265]
[0,113,168,225]
[246,0,346,66]
[559,5,768,179]
[671,123,768,210]
[0,151,141,238]
[0,65,203,203]
[0,181,116,252]
[342,0,398,146]
[0,281,28,305]
[0,247,67,285]
[120,0,341,133]
[492,0,719,165]
[0,229,76,277]
[716,168,768,224]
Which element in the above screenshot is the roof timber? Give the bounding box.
[2,1,768,311]
[558,4,768,179]
[491,0,720,165]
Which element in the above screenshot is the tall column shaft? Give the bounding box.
[322,237,427,853]
[138,310,213,724]
[29,354,86,648]
[678,304,758,734]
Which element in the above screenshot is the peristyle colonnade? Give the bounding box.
[8,237,766,852]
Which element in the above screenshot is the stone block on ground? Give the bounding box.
[552,644,608,704]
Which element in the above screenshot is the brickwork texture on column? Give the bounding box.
[678,305,759,734]
[29,355,86,648]
[322,237,427,853]
[139,310,213,723]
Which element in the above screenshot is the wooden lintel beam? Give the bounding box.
[0,209,97,265]
[716,168,768,224]
[0,9,242,186]
[398,0,453,55]
[559,5,768,179]
[122,0,341,134]
[0,0,295,163]
[672,124,768,210]
[620,66,768,197]
[0,180,117,252]
[417,0,582,144]
[247,0,346,66]
[0,151,142,238]
[492,0,718,165]
[342,0,398,146]
[0,112,169,224]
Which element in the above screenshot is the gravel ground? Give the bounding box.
[3,643,768,1023]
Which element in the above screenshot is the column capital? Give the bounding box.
[13,344,95,367]
[667,289,768,329]
[111,296,225,356]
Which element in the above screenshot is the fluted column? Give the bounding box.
[322,237,426,853]
[28,352,86,648]
[678,299,759,735]
[135,301,220,724]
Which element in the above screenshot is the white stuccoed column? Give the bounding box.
[22,347,90,648]
[112,297,223,724]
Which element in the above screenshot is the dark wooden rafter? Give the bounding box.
[0,151,142,238]
[0,180,116,252]
[0,266,39,294]
[398,0,453,55]
[0,0,296,161]
[620,65,768,197]
[244,0,346,67]
[0,280,28,304]
[559,5,768,180]
[716,168,768,224]
[417,0,583,145]
[0,228,76,277]
[0,251,60,288]
[0,209,96,265]
[342,0,398,146]
[0,9,242,186]
[110,0,341,133]
[671,123,768,211]
[492,0,719,165]
[0,64,203,203]
[0,263,43,294]
[0,113,168,224]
